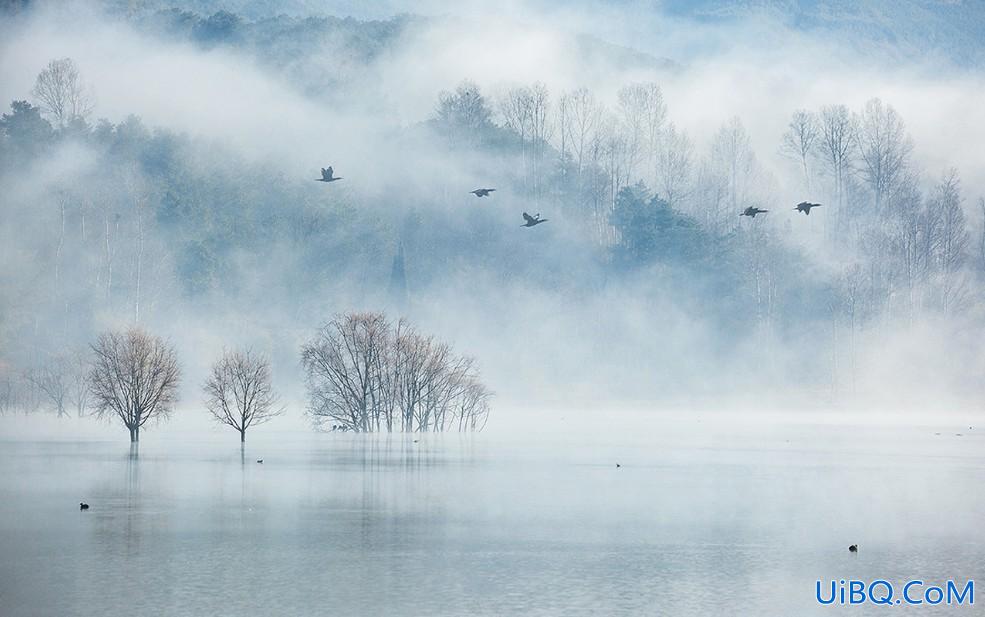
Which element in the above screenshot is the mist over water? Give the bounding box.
[2,416,983,616]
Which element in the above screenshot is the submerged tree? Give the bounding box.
[301,312,491,433]
[202,348,283,442]
[88,328,180,442]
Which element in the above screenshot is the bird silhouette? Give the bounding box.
[740,207,768,218]
[471,188,496,197]
[522,212,548,227]
[79,502,89,510]
[316,166,342,182]
[849,544,858,553]
[794,201,822,215]
[256,458,263,464]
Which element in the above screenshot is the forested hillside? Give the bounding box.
[1,3,983,415]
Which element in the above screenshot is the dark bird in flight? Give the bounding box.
[616,463,621,468]
[316,166,342,182]
[256,458,263,464]
[79,502,89,510]
[794,201,822,215]
[848,544,858,553]
[740,207,768,218]
[522,212,548,227]
[471,188,496,197]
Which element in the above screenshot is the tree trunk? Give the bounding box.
[240,428,246,443]
[129,426,139,443]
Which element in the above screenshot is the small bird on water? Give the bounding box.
[849,544,858,553]
[80,502,89,510]
[616,463,621,468]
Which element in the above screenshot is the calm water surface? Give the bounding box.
[1,417,983,616]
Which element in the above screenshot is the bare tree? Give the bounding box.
[0,362,14,415]
[25,357,68,417]
[434,80,492,146]
[978,197,985,274]
[203,349,283,442]
[31,58,93,129]
[816,104,857,224]
[781,109,818,191]
[928,169,970,315]
[855,98,912,210]
[561,88,603,172]
[67,349,89,417]
[710,117,757,234]
[498,82,553,195]
[88,328,181,442]
[301,312,392,432]
[655,122,693,206]
[301,312,491,433]
[616,82,666,186]
[615,82,666,183]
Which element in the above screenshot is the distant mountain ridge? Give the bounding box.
[659,0,985,65]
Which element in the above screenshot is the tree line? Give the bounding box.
[0,312,490,441]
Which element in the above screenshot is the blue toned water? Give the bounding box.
[1,416,982,615]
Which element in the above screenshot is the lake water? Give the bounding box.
[1,414,983,615]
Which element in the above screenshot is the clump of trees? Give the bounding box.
[301,312,491,433]
[88,328,180,442]
[202,349,283,442]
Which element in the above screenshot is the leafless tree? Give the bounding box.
[978,197,985,274]
[710,117,757,234]
[301,312,392,432]
[855,98,912,210]
[0,362,14,415]
[31,58,93,128]
[434,80,491,146]
[499,83,553,195]
[816,104,857,224]
[88,328,181,442]
[67,349,90,417]
[559,88,603,176]
[781,109,818,191]
[927,170,970,315]
[301,312,491,433]
[655,122,693,205]
[616,82,666,185]
[25,357,68,417]
[203,349,283,442]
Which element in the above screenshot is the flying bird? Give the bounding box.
[316,166,342,183]
[80,502,89,510]
[522,212,548,227]
[257,458,264,464]
[471,188,496,197]
[740,207,769,218]
[794,201,822,215]
[848,544,858,553]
